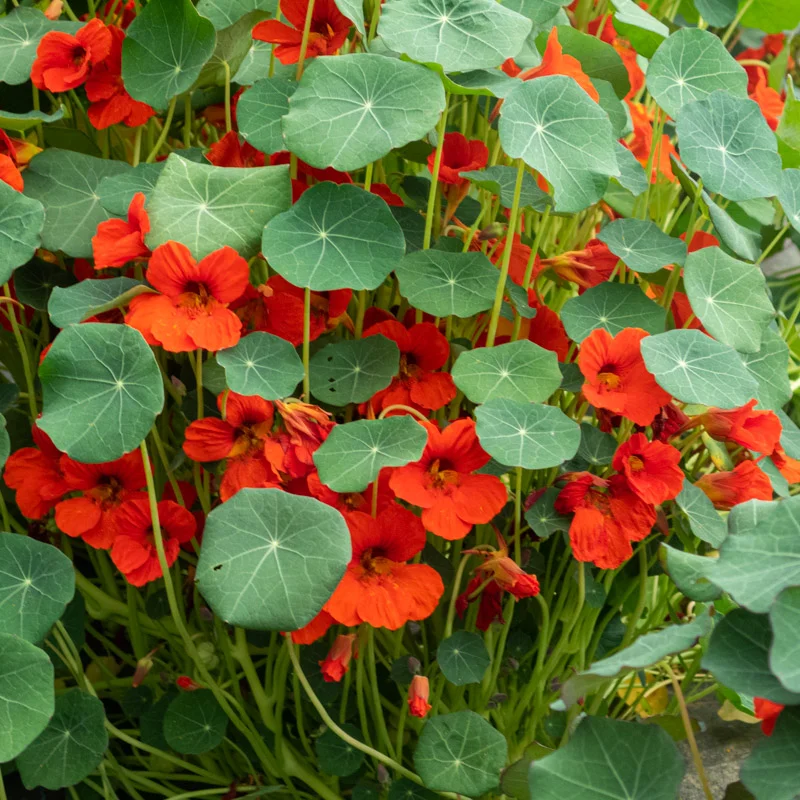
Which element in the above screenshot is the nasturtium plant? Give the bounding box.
[437,631,491,685]
[0,181,44,282]
[597,219,687,274]
[163,689,228,754]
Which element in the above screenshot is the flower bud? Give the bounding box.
[319,634,357,683]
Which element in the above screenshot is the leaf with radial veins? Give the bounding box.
[475,398,580,469]
[674,482,726,548]
[561,283,666,343]
[48,278,147,329]
[769,587,800,694]
[38,323,165,464]
[379,0,532,72]
[528,717,685,800]
[0,533,75,644]
[740,329,792,411]
[0,8,81,85]
[262,182,405,291]
[163,690,227,754]
[740,707,800,800]
[309,336,400,405]
[646,28,747,119]
[394,250,497,318]
[17,690,108,791]
[640,329,759,408]
[195,488,351,630]
[22,150,130,259]
[0,633,54,763]
[122,0,216,109]
[98,162,165,217]
[460,166,551,211]
[676,93,782,201]
[282,54,446,172]
[598,219,686,273]
[437,632,491,686]
[683,246,774,354]
[0,181,44,284]
[452,340,561,404]
[146,154,291,259]
[216,332,303,400]
[499,76,619,213]
[238,76,296,156]
[660,544,722,603]
[313,416,428,493]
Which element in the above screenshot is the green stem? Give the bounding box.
[302,286,311,400]
[444,554,471,638]
[3,283,37,419]
[423,96,450,252]
[223,61,232,133]
[295,0,318,79]
[145,96,178,163]
[622,545,649,647]
[366,627,396,758]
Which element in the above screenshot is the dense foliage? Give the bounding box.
[2,0,800,798]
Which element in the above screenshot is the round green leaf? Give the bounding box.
[216,332,303,400]
[452,340,561,404]
[676,93,781,202]
[499,75,619,213]
[395,250,497,318]
[48,278,146,329]
[0,633,54,762]
[38,323,165,463]
[98,162,165,217]
[0,107,66,132]
[598,219,686,273]
[147,153,291,259]
[309,336,399,406]
[437,631,491,686]
[16,690,108,790]
[22,149,130,259]
[646,28,747,119]
[238,76,296,156]
[769,586,800,693]
[461,166,551,211]
[576,422,617,467]
[13,257,75,311]
[674,482,726,548]
[524,486,571,539]
[313,416,428,493]
[388,779,437,800]
[560,282,666,343]
[475,398,580,469]
[0,533,75,644]
[262,182,405,291]
[195,488,351,630]
[528,716,685,800]
[122,0,216,109]
[702,608,800,705]
[316,723,365,777]
[683,246,774,354]
[740,329,792,411]
[660,543,722,603]
[740,707,800,800]
[0,182,44,284]
[197,0,277,28]
[282,54,446,172]
[639,329,759,409]
[415,710,507,796]
[163,689,227,754]
[379,0,532,72]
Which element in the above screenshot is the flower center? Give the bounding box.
[398,353,420,380]
[597,366,621,390]
[627,455,645,472]
[93,475,124,505]
[428,458,460,489]
[359,548,393,576]
[72,46,87,67]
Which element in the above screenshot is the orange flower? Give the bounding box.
[319,634,357,683]
[694,460,773,510]
[538,239,619,290]
[684,231,720,252]
[465,534,540,600]
[32,18,112,92]
[771,445,800,484]
[408,675,432,719]
[3,425,69,519]
[754,698,784,736]
[612,433,684,505]
[0,131,40,192]
[750,72,784,131]
[429,132,489,186]
[55,451,146,549]
[183,392,278,502]
[125,241,248,352]
[690,399,782,455]
[205,131,266,168]
[364,321,456,414]
[268,400,335,478]
[92,191,151,269]
[252,0,351,65]
[85,25,155,129]
[307,470,393,517]
[110,497,196,586]
[555,472,656,569]
[324,505,444,629]
[390,419,507,540]
[579,328,671,426]
[290,609,336,645]
[626,102,678,183]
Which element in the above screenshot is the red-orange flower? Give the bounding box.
[206,131,266,168]
[465,535,540,600]
[690,399,782,455]
[626,102,678,184]
[390,419,507,540]
[324,504,444,630]
[307,470,393,517]
[408,675,431,719]
[270,399,335,477]
[456,575,505,630]
[0,131,39,192]
[85,25,154,129]
[579,328,671,426]
[537,239,619,290]
[750,72,784,131]
[3,426,69,519]
[55,451,146,549]
[290,609,336,645]
[428,132,489,186]
[612,433,684,505]
[110,497,196,586]
[771,445,800,484]
[125,241,249,352]
[32,18,112,92]
[364,320,456,414]
[183,392,278,502]
[319,634,357,683]
[695,460,773,510]
[754,698,784,736]
[252,0,351,64]
[92,191,151,269]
